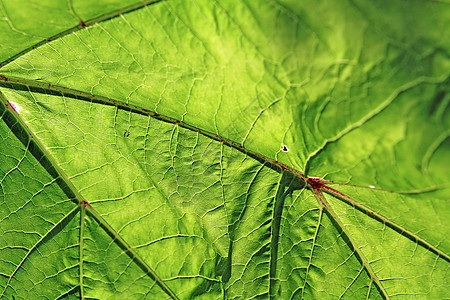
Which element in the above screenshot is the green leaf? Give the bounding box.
[1,0,449,299]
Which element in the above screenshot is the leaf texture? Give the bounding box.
[0,0,449,299]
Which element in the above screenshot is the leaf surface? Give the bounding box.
[0,0,449,299]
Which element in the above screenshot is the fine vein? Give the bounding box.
[321,184,450,262]
[86,206,179,300]
[0,91,178,299]
[0,206,79,297]
[0,0,165,68]
[311,187,390,299]
[1,74,448,298]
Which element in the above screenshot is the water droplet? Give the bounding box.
[369,185,375,189]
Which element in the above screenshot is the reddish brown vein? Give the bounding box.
[310,184,390,300]
[321,184,450,262]
[0,0,165,68]
[0,74,309,182]
[1,74,448,296]
[0,90,178,299]
[2,75,448,263]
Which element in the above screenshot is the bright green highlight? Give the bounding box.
[0,0,449,298]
